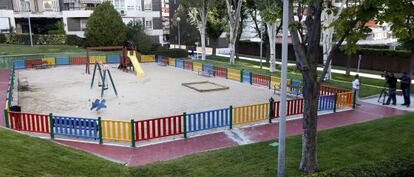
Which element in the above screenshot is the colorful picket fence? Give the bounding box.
[214,66,227,78]
[141,55,156,62]
[252,73,270,87]
[272,101,281,118]
[56,56,70,65]
[169,58,176,66]
[42,57,56,65]
[319,94,336,111]
[186,108,230,133]
[89,56,106,64]
[242,70,251,84]
[227,68,241,81]
[336,91,353,109]
[233,103,269,124]
[184,60,193,70]
[134,115,183,141]
[53,115,98,139]
[320,85,349,95]
[71,56,88,65]
[176,59,184,68]
[287,98,304,116]
[8,112,50,133]
[202,64,214,74]
[101,119,132,141]
[107,55,121,63]
[193,62,202,71]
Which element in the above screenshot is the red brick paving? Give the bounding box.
[0,68,407,166]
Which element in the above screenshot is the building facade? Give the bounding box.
[0,0,165,44]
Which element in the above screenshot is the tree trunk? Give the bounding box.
[346,54,351,76]
[299,69,320,173]
[235,21,243,61]
[201,29,206,61]
[211,38,218,56]
[267,22,276,72]
[410,48,414,76]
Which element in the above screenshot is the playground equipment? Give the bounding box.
[90,63,118,98]
[127,50,145,77]
[86,46,126,74]
[90,99,107,111]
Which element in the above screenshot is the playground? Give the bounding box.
[17,63,276,119]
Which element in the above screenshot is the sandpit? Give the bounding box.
[17,63,278,120]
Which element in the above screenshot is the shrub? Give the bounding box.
[66,35,85,47]
[307,153,414,177]
[153,49,188,58]
[127,20,153,54]
[0,33,5,43]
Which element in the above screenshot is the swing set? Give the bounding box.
[90,63,118,98]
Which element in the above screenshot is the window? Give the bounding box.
[144,0,152,10]
[114,0,125,11]
[80,19,88,31]
[145,19,152,29]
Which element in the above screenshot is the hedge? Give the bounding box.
[2,34,84,46]
[153,49,188,58]
[306,153,414,177]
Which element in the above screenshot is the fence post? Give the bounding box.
[98,117,103,144]
[333,93,338,113]
[229,105,233,129]
[4,108,9,128]
[250,72,253,85]
[240,69,243,82]
[226,68,228,79]
[269,98,274,123]
[183,112,187,139]
[49,113,54,140]
[352,90,356,109]
[130,119,135,147]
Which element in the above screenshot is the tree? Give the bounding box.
[206,0,227,56]
[127,20,153,54]
[171,4,199,46]
[380,0,414,76]
[226,0,243,64]
[275,0,379,172]
[246,0,270,61]
[182,0,208,60]
[258,0,281,72]
[85,1,127,47]
[48,21,65,34]
[235,1,248,60]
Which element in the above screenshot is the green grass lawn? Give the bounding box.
[204,55,414,97]
[0,44,84,55]
[1,112,413,176]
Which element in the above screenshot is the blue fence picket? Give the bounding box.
[318,94,336,111]
[242,70,251,84]
[107,55,120,63]
[187,108,230,133]
[56,56,70,65]
[156,55,162,63]
[14,59,25,69]
[53,116,98,139]
[176,59,184,68]
[202,64,214,74]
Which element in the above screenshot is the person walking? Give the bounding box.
[399,72,411,107]
[352,74,360,106]
[385,73,397,105]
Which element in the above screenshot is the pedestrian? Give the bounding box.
[352,74,360,106]
[399,72,411,107]
[385,73,397,105]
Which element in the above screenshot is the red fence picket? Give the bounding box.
[8,112,50,133]
[272,101,280,118]
[252,73,270,87]
[184,60,193,70]
[287,98,304,116]
[134,115,183,141]
[214,66,227,78]
[70,56,88,65]
[320,85,349,95]
[25,59,42,68]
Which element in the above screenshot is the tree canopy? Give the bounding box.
[85,1,127,47]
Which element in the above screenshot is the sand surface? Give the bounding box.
[18,63,278,120]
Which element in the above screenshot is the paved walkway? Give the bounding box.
[0,69,9,127]
[56,102,405,166]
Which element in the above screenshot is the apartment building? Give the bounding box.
[0,0,165,44]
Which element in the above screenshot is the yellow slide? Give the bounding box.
[127,50,145,77]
